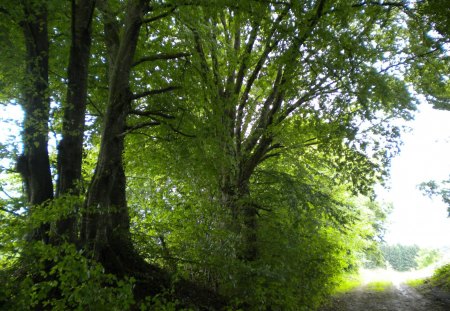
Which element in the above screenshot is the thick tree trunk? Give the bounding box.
[241,191,258,261]
[19,1,53,241]
[221,176,258,261]
[82,86,134,274]
[55,0,96,243]
[56,0,95,242]
[81,0,161,277]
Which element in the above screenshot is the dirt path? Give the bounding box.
[320,283,450,311]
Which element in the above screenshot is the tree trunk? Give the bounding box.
[55,0,96,243]
[19,0,53,242]
[82,86,134,274]
[221,176,259,261]
[81,0,160,277]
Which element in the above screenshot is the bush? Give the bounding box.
[431,263,450,292]
[0,242,135,310]
[415,248,441,269]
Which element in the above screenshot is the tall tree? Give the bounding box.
[19,0,53,241]
[55,0,96,242]
[81,0,151,274]
[178,0,415,261]
[1,0,449,309]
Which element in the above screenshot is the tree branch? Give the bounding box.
[353,1,404,8]
[238,6,289,103]
[122,120,161,135]
[223,11,240,94]
[234,18,261,95]
[143,8,176,23]
[130,109,175,119]
[132,52,190,67]
[132,86,180,100]
[87,96,104,117]
[208,17,224,95]
[192,28,211,83]
[167,123,196,138]
[242,68,284,155]
[242,135,273,182]
[0,205,21,217]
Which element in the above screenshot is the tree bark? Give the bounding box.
[20,0,53,241]
[220,171,259,261]
[55,0,96,243]
[81,0,159,277]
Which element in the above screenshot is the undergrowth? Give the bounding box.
[430,263,450,292]
[366,281,393,292]
[332,274,362,294]
[405,278,425,287]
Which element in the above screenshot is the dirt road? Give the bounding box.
[320,283,450,311]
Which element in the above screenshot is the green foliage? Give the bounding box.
[139,292,188,311]
[0,193,138,310]
[419,0,450,39]
[1,0,447,309]
[332,274,362,294]
[0,242,135,310]
[405,278,425,288]
[406,263,450,294]
[415,248,442,269]
[430,263,450,292]
[419,177,450,215]
[407,1,450,110]
[126,132,388,310]
[364,244,442,271]
[380,244,420,271]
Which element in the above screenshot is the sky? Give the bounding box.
[376,103,450,249]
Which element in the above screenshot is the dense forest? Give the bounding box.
[0,0,448,310]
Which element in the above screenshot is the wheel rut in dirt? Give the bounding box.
[321,283,450,311]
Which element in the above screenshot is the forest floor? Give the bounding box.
[320,268,450,311]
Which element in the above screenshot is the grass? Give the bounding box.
[405,278,425,288]
[405,263,450,296]
[331,264,450,296]
[365,280,393,292]
[332,274,362,294]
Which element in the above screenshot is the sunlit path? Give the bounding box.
[321,266,450,311]
[359,267,435,289]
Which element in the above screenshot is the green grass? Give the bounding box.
[332,274,362,294]
[405,278,425,288]
[366,281,393,292]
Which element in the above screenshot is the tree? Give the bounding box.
[381,244,420,271]
[0,0,448,309]
[416,248,442,269]
[55,0,96,243]
[407,0,450,110]
[80,0,151,275]
[173,0,417,263]
[411,0,450,216]
[1,0,224,307]
[419,178,450,215]
[17,0,54,242]
[123,1,443,307]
